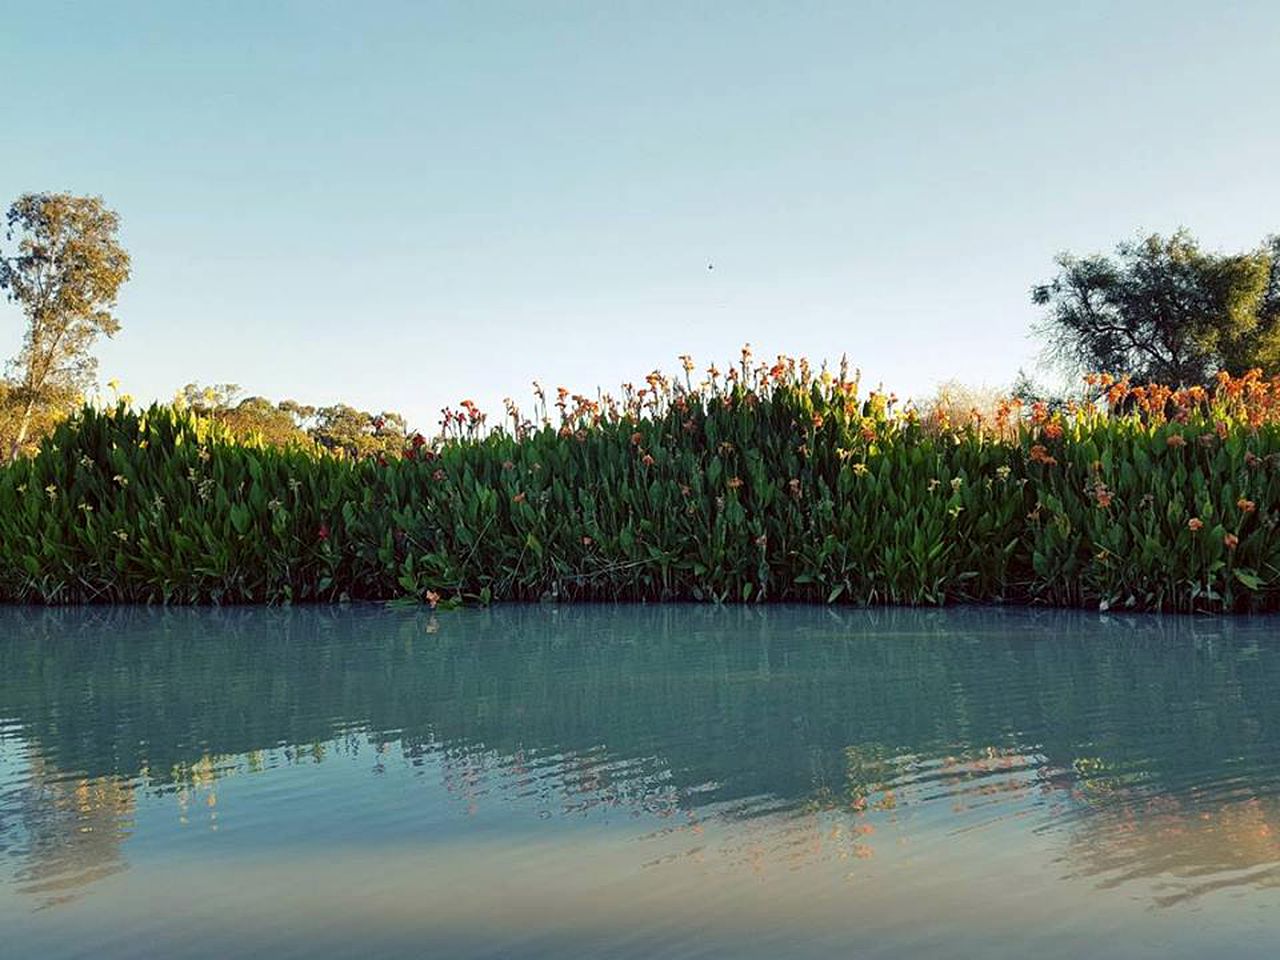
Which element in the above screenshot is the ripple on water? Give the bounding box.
[0,605,1279,958]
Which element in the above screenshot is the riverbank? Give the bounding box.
[1,360,1277,611]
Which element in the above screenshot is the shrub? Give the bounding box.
[1,357,1277,612]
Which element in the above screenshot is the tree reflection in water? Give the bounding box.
[1,604,1278,910]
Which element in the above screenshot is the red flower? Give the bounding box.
[317,523,330,542]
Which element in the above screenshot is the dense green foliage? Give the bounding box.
[1,359,1278,611]
[1033,230,1280,385]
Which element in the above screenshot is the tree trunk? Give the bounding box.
[9,396,36,462]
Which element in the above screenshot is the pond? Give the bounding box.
[1,605,1278,958]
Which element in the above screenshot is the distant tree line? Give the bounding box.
[177,383,408,458]
[3,190,1280,457]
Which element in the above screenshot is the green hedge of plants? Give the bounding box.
[2,361,1277,611]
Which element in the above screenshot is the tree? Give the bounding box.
[177,383,407,455]
[0,193,131,459]
[178,383,315,448]
[1032,230,1280,385]
[310,403,406,458]
[0,380,79,458]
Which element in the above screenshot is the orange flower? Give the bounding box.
[811,413,824,429]
[861,424,877,443]
[630,432,644,446]
[513,492,526,504]
[727,476,743,489]
[425,590,440,609]
[1238,498,1256,514]
[1224,532,1239,550]
[1188,517,1203,531]
[1166,433,1186,447]
[641,453,655,467]
[1042,421,1063,440]
[1028,444,1057,466]
[1094,483,1113,508]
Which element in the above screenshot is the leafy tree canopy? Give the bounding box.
[178,383,407,456]
[1032,230,1280,385]
[310,403,407,458]
[0,193,131,458]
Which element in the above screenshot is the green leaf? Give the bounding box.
[1233,568,1262,591]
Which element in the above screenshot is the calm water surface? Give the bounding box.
[1,605,1278,958]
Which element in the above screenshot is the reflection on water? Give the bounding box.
[1,605,1278,958]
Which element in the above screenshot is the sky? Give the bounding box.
[2,1,1278,431]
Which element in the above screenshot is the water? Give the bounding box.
[1,605,1278,959]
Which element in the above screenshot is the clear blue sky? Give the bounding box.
[3,1,1278,430]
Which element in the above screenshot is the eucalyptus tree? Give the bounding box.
[0,193,131,459]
